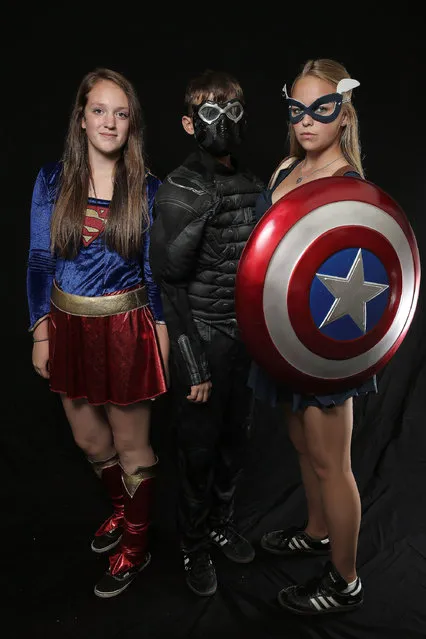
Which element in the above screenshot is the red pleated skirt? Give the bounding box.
[48,286,167,406]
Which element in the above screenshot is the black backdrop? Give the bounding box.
[7,14,426,639]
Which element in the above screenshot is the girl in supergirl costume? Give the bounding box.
[26,68,169,599]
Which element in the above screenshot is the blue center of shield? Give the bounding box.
[310,248,390,340]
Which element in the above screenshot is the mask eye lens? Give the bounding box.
[315,102,338,117]
[289,105,305,123]
[227,104,243,121]
[198,105,221,124]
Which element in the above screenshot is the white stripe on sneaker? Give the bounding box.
[342,577,360,594]
[351,581,362,596]
[317,596,331,609]
[326,596,340,607]
[310,598,323,611]
[309,594,344,610]
[210,530,228,546]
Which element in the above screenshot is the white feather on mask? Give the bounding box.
[337,78,360,101]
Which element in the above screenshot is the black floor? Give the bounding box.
[7,298,426,639]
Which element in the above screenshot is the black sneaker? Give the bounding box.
[94,552,151,598]
[209,525,255,563]
[277,561,364,615]
[91,526,123,554]
[183,549,217,596]
[261,526,330,556]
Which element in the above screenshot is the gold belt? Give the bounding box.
[51,281,148,317]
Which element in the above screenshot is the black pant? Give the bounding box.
[171,322,253,553]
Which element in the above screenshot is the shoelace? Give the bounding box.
[296,572,341,597]
[286,574,323,597]
[185,552,212,574]
[216,527,241,545]
[277,527,300,543]
[301,575,323,593]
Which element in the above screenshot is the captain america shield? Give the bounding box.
[235,176,421,393]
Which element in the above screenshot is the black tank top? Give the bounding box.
[255,159,361,221]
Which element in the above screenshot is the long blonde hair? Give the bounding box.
[287,59,364,177]
[50,68,148,259]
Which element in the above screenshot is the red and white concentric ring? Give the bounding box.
[236,177,420,392]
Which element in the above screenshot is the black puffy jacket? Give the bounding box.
[149,147,264,387]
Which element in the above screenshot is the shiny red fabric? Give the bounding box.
[96,512,124,537]
[48,300,167,405]
[95,461,124,537]
[109,476,155,575]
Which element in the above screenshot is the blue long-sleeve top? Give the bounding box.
[27,161,164,330]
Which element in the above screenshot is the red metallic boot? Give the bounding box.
[89,455,124,554]
[94,457,158,598]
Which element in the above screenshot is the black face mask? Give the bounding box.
[192,99,246,156]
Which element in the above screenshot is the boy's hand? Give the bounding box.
[187,381,212,403]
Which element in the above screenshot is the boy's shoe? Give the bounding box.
[94,552,151,598]
[209,525,255,563]
[260,525,330,556]
[184,549,217,596]
[277,561,364,615]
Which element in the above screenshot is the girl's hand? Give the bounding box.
[32,341,50,379]
[155,323,170,387]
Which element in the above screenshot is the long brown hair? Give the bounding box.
[288,59,364,177]
[50,68,148,259]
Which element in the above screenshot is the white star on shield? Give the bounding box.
[316,249,389,334]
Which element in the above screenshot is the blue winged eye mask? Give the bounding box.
[282,78,360,123]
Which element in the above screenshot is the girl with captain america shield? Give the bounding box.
[244,58,376,616]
